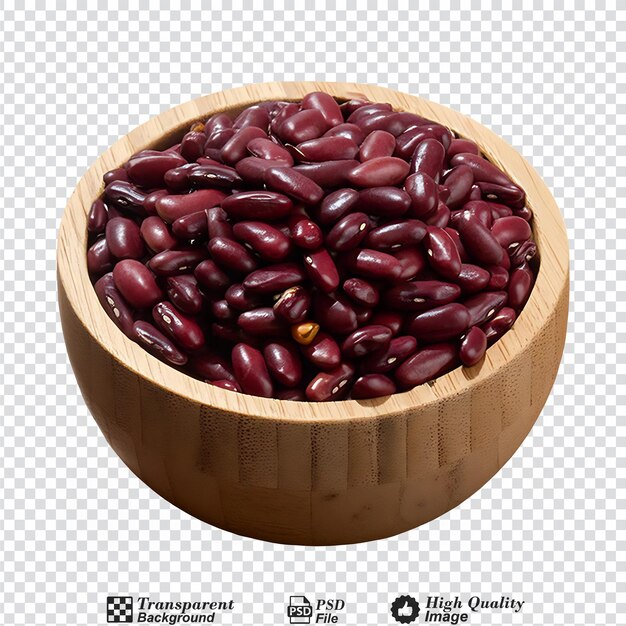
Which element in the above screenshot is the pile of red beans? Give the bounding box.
[87,93,537,401]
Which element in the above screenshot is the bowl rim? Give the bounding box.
[57,81,569,423]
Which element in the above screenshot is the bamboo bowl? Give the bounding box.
[58,82,568,545]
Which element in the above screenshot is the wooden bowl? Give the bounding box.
[58,82,568,545]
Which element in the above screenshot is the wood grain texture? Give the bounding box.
[57,82,569,544]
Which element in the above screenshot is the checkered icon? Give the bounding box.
[107,597,133,623]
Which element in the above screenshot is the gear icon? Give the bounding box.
[390,595,420,624]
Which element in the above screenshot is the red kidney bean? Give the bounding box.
[394,125,453,160]
[385,280,461,312]
[156,189,226,223]
[455,214,504,266]
[407,303,470,341]
[148,248,207,276]
[207,237,258,275]
[87,237,114,275]
[105,217,144,260]
[204,113,233,135]
[477,181,525,207]
[305,362,355,402]
[163,163,198,193]
[464,291,508,326]
[367,311,402,336]
[263,341,302,387]
[467,183,482,201]
[404,172,439,218]
[293,159,359,189]
[303,248,340,293]
[112,259,163,309]
[508,265,534,310]
[513,205,533,221]
[278,109,330,144]
[152,301,205,351]
[424,201,450,228]
[233,105,269,131]
[410,138,446,181]
[140,216,177,253]
[188,164,242,190]
[204,206,231,240]
[444,227,468,262]
[499,248,512,270]
[509,240,537,267]
[359,130,396,161]
[351,374,396,399]
[395,342,458,389]
[132,320,188,366]
[273,286,311,324]
[446,138,480,161]
[219,126,266,165]
[346,156,410,187]
[342,325,392,358]
[394,247,428,281]
[269,102,299,135]
[188,351,235,382]
[424,226,462,279]
[94,273,135,335]
[326,212,370,251]
[357,111,429,136]
[323,123,366,144]
[139,189,166,216]
[126,152,186,188]
[347,102,392,123]
[295,136,359,162]
[453,200,493,228]
[453,264,491,294]
[247,137,293,163]
[232,343,274,397]
[360,335,417,374]
[441,165,474,208]
[235,156,290,185]
[290,218,323,250]
[338,98,368,116]
[340,248,403,281]
[365,219,426,250]
[314,292,358,335]
[487,265,509,290]
[193,259,230,293]
[221,190,293,221]
[224,283,263,312]
[87,200,108,235]
[232,220,291,261]
[490,202,513,219]
[238,307,286,336]
[300,332,341,371]
[449,152,516,188]
[171,210,208,240]
[180,131,206,162]
[459,326,487,366]
[209,379,242,392]
[104,181,147,216]
[317,188,359,224]
[265,166,324,205]
[491,216,532,249]
[481,307,517,341]
[166,275,203,315]
[103,167,129,185]
[301,91,343,126]
[343,278,379,307]
[357,187,411,218]
[211,299,236,322]
[243,263,306,295]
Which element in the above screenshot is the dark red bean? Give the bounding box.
[459,327,487,366]
[269,102,299,135]
[273,286,311,324]
[360,335,417,374]
[224,283,263,312]
[211,299,236,322]
[188,164,242,190]
[263,341,302,387]
[446,138,480,160]
[305,362,355,402]
[293,160,360,189]
[94,273,135,335]
[407,303,470,341]
[442,165,474,208]
[112,259,163,309]
[452,200,493,228]
[233,105,269,131]
[395,343,459,389]
[220,126,266,165]
[205,206,232,240]
[424,201,451,228]
[477,181,525,207]
[317,188,360,224]
[194,259,230,293]
[491,216,532,249]
[300,332,341,371]
[357,111,430,136]
[357,187,411,218]
[490,203,513,219]
[166,275,203,315]
[132,319,189,366]
[347,102,393,123]
[343,278,379,307]
[278,109,330,144]
[346,156,409,187]
[509,240,537,267]
[152,301,205,351]
[468,185,482,201]
[481,307,517,341]
[243,263,306,295]
[444,227,469,262]
[295,136,359,162]
[148,248,207,276]
[290,218,323,250]
[359,130,396,161]
[314,293,358,335]
[126,152,186,188]
[105,217,144,260]
[238,307,285,336]
[235,156,290,185]
[88,238,114,277]
[453,264,491,294]
[464,291,508,326]
[140,216,177,253]
[156,189,226,223]
[342,325,392,358]
[188,352,234,382]
[487,265,509,290]
[404,172,439,218]
[180,131,206,162]
[394,247,428,281]
[204,113,233,135]
[163,163,198,193]
[424,226,462,279]
[207,237,258,274]
[351,374,396,399]
[87,199,108,235]
[394,125,453,160]
[303,248,340,293]
[326,212,370,252]
[450,152,515,188]
[365,219,426,250]
[323,123,365,144]
[221,190,293,221]
[513,205,533,221]
[409,138,446,181]
[340,248,403,281]
[508,265,534,310]
[385,280,461,312]
[103,167,129,185]
[455,213,504,266]
[301,91,343,126]
[104,181,147,216]
[231,343,274,398]
[369,311,403,336]
[209,379,242,393]
[232,220,291,261]
[172,210,208,240]
[265,166,324,205]
[247,137,293,163]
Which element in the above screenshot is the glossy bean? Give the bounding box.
[303,248,340,293]
[424,226,462,279]
[351,374,396,399]
[365,219,426,250]
[481,307,517,341]
[394,125,453,160]
[450,152,515,188]
[394,247,428,281]
[238,308,286,337]
[491,216,532,248]
[224,283,263,312]
[343,278,379,307]
[508,265,534,310]
[247,137,293,163]
[232,220,291,261]
[126,152,186,188]
[207,237,258,274]
[295,136,359,162]
[394,343,459,389]
[453,264,491,294]
[326,212,370,251]
[273,286,311,324]
[452,200,493,228]
[103,167,129,185]
[301,91,343,126]
[487,265,509,290]
[204,128,236,151]
[132,320,188,366]
[357,111,430,136]
[290,218,323,250]
[317,188,359,224]
[441,165,474,208]
[172,210,208,240]
[220,126,267,165]
[459,326,487,366]
[346,156,409,187]
[513,205,533,221]
[211,299,236,322]
[323,123,366,144]
[509,240,537,267]
[87,237,114,275]
[404,172,439,218]
[204,113,233,135]
[446,138,480,160]
[148,248,207,276]
[342,325,392,358]
[490,203,513,219]
[265,166,324,205]
[293,159,359,189]
[188,352,235,382]
[409,138,446,181]
[232,105,269,131]
[156,189,226,223]
[231,343,274,397]
[87,199,108,235]
[243,263,307,295]
[455,214,504,266]
[305,362,355,402]
[140,216,177,253]
[424,201,450,228]
[384,280,461,312]
[340,248,403,281]
[152,301,205,351]
[163,163,198,193]
[369,311,404,336]
[142,190,169,216]
[477,181,525,207]
[188,164,242,190]
[347,102,393,123]
[407,303,470,341]
[269,102,299,135]
[221,190,293,221]
[314,293,358,335]
[235,156,290,185]
[444,227,469,262]
[105,217,144,260]
[278,109,330,144]
[358,130,396,161]
[464,291,508,326]
[194,259,230,293]
[166,275,203,314]
[357,187,411,218]
[94,273,135,335]
[209,379,242,392]
[113,259,163,309]
[360,335,417,374]
[104,180,147,216]
[180,131,206,162]
[300,332,341,371]
[263,341,302,387]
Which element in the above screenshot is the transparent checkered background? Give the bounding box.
[1,2,623,625]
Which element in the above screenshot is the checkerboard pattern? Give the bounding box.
[0,2,623,625]
[107,597,133,623]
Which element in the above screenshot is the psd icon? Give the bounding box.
[107,596,133,623]
[287,595,313,624]
[390,595,420,624]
